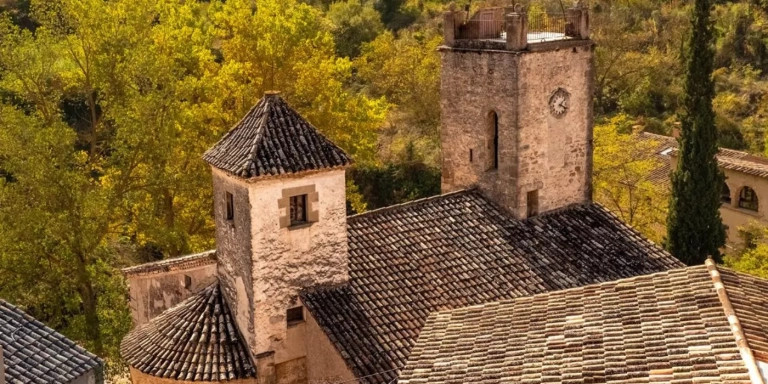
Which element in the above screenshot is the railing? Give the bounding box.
[457,7,505,40]
[527,10,578,43]
[446,5,589,47]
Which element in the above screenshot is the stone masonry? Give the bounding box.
[440,5,594,218]
[212,166,349,362]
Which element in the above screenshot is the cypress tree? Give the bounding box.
[666,0,725,265]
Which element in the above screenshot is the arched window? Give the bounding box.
[739,186,759,211]
[721,183,731,204]
[487,111,499,170]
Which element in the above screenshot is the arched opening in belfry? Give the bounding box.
[739,186,759,211]
[487,110,499,171]
[721,183,731,204]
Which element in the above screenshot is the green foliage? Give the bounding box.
[328,0,384,58]
[666,0,726,265]
[724,222,768,278]
[0,0,387,360]
[349,162,441,210]
[357,28,442,165]
[593,115,669,244]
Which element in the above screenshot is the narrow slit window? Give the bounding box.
[493,113,499,169]
[225,192,234,221]
[527,190,539,217]
[487,111,499,171]
[470,149,474,163]
[287,306,304,324]
[290,194,308,225]
[184,275,192,289]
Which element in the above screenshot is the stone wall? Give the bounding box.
[212,167,256,355]
[71,369,98,384]
[128,368,258,384]
[304,310,357,384]
[124,251,217,325]
[440,47,521,212]
[514,43,594,217]
[440,40,594,218]
[212,167,349,367]
[246,169,349,356]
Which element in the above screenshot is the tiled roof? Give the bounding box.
[0,300,102,384]
[639,132,768,182]
[121,250,216,277]
[120,283,255,381]
[202,93,351,178]
[399,263,768,384]
[301,190,683,383]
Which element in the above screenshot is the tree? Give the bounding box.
[666,0,726,265]
[724,222,768,278]
[328,0,384,58]
[592,115,669,244]
[0,0,388,360]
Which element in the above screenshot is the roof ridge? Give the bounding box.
[347,188,478,221]
[705,259,766,384]
[245,95,274,173]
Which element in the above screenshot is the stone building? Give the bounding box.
[0,300,103,384]
[638,132,768,243]
[120,5,686,384]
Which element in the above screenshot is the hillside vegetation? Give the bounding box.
[1,0,768,364]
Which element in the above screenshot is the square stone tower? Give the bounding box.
[440,4,594,218]
[203,92,351,363]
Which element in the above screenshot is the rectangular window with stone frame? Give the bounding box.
[279,185,319,228]
[290,194,308,226]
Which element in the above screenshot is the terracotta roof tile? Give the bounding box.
[399,265,763,384]
[120,283,255,381]
[0,300,102,384]
[202,93,351,178]
[301,190,682,383]
[639,132,768,182]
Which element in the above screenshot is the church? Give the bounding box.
[119,4,690,383]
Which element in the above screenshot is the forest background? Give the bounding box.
[1,0,767,369]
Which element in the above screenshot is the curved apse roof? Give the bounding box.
[120,283,255,381]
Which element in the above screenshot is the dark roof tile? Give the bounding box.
[120,283,255,381]
[301,190,683,383]
[203,93,351,178]
[0,300,102,383]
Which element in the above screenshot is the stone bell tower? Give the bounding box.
[440,4,594,218]
[203,92,351,371]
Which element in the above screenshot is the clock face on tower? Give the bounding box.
[549,88,570,117]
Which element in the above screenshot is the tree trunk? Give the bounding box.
[76,259,103,356]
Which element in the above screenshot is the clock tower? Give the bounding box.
[439,4,594,218]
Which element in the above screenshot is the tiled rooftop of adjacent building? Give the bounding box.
[639,132,768,182]
[0,300,102,384]
[301,189,683,383]
[399,262,768,384]
[120,283,255,381]
[202,93,351,178]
